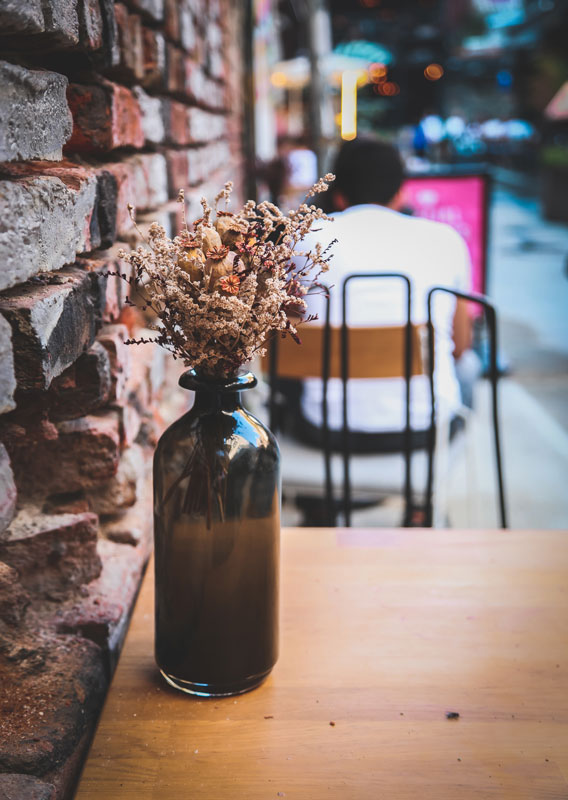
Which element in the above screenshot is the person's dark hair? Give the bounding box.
[332,137,405,207]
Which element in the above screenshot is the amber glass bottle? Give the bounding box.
[153,370,280,697]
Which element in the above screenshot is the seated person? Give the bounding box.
[286,136,473,452]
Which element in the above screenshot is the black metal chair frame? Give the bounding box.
[425,286,507,529]
[269,274,417,528]
[340,273,415,527]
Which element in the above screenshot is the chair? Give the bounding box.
[265,273,431,527]
[263,276,508,529]
[425,286,507,528]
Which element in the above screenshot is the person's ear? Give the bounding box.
[332,189,349,211]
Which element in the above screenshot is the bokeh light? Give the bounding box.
[369,62,388,83]
[374,81,400,96]
[424,63,444,81]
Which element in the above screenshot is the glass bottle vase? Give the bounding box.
[153,369,280,697]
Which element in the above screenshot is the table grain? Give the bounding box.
[75,528,568,799]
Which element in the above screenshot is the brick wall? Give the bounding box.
[0,1,244,797]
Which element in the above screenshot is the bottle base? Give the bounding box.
[159,667,273,697]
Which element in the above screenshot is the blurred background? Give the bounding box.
[245,0,568,528]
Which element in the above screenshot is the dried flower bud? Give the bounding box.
[177,188,185,202]
[206,245,230,261]
[219,274,240,295]
[215,214,249,246]
[178,246,205,282]
[200,226,222,253]
[205,249,237,291]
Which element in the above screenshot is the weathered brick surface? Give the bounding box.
[2,411,121,495]
[97,323,130,403]
[0,315,16,414]
[0,510,101,600]
[142,26,166,88]
[179,0,196,53]
[0,0,44,35]
[133,86,165,143]
[0,62,72,162]
[77,252,127,323]
[0,774,56,800]
[0,167,97,291]
[41,0,80,47]
[0,561,30,625]
[0,266,107,390]
[187,106,225,143]
[66,81,144,153]
[113,3,144,82]
[47,341,112,421]
[0,635,107,776]
[78,0,104,50]
[0,445,17,537]
[86,443,146,514]
[92,169,119,249]
[126,0,164,22]
[130,152,169,210]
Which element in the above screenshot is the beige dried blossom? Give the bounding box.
[116,175,335,378]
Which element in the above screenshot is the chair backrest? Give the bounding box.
[265,273,425,527]
[266,323,426,381]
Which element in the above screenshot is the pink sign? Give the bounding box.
[401,175,487,294]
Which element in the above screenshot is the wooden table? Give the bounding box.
[76,529,568,799]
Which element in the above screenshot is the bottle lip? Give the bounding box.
[179,369,258,393]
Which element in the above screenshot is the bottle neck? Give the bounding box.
[192,389,243,414]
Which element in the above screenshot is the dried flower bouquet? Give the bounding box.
[117,176,335,380]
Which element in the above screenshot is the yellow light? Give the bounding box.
[270,71,288,88]
[341,70,358,141]
[424,63,444,81]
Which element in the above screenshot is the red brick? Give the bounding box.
[142,26,166,89]
[78,253,127,323]
[164,99,190,144]
[133,86,165,144]
[166,149,189,194]
[0,774,56,800]
[166,42,184,94]
[0,62,72,162]
[0,315,16,414]
[113,3,144,82]
[164,0,180,41]
[0,445,17,537]
[2,411,121,496]
[187,107,225,143]
[0,265,108,391]
[97,324,130,403]
[85,444,146,514]
[57,532,150,666]
[66,81,144,153]
[125,0,164,23]
[0,561,30,625]
[47,341,112,421]
[0,1,44,35]
[98,162,134,237]
[0,634,107,777]
[0,163,97,291]
[179,0,196,53]
[0,509,101,600]
[78,0,104,50]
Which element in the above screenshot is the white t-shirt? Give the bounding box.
[299,204,471,433]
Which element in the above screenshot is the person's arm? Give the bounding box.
[452,297,472,359]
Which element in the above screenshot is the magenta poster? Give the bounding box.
[401,175,487,294]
